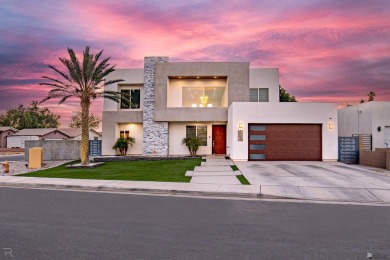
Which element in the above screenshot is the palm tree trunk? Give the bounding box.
[80,99,90,165]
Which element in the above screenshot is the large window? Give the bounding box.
[250,88,269,102]
[121,89,141,109]
[182,87,225,107]
[186,125,207,145]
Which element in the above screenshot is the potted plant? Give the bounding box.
[113,137,135,156]
[181,136,204,156]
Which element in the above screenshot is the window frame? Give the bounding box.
[249,88,269,102]
[186,125,208,146]
[119,86,142,110]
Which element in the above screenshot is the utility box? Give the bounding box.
[29,147,43,169]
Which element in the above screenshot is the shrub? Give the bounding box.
[182,137,203,156]
[113,137,135,156]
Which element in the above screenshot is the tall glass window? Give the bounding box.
[182,87,225,107]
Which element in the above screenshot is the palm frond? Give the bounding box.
[47,65,71,83]
[104,79,124,86]
[59,95,73,104]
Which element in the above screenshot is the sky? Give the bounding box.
[1,0,390,127]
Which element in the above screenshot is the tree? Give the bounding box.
[0,101,60,130]
[40,46,124,165]
[112,137,136,156]
[367,91,376,102]
[69,111,101,129]
[279,85,297,102]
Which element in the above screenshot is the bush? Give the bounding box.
[182,137,203,156]
[113,137,135,156]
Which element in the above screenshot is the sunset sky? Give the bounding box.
[1,0,390,127]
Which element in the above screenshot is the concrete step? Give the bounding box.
[204,161,230,166]
[185,171,194,177]
[192,171,236,176]
[190,176,241,185]
[194,166,233,172]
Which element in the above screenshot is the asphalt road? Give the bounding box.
[0,188,389,260]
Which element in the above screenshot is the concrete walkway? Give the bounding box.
[186,156,241,184]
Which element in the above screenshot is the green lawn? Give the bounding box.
[20,159,202,183]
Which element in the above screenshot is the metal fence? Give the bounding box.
[338,136,359,164]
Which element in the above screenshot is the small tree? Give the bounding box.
[279,85,297,102]
[69,111,101,129]
[113,137,135,156]
[367,91,376,102]
[182,137,203,156]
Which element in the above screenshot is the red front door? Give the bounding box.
[212,125,226,154]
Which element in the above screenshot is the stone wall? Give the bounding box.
[359,148,390,170]
[143,56,169,155]
[25,140,81,160]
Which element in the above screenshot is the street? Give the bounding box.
[0,187,389,259]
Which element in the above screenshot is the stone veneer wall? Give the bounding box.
[143,57,169,155]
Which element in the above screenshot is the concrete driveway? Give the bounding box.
[235,161,390,203]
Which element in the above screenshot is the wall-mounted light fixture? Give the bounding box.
[378,126,381,132]
[328,123,334,130]
[238,122,243,129]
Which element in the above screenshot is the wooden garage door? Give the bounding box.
[248,124,322,161]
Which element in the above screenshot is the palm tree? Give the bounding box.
[367,91,376,102]
[40,46,124,165]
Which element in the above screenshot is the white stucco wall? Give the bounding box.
[338,102,390,149]
[103,68,144,111]
[169,122,226,155]
[249,68,279,103]
[371,102,390,149]
[102,123,143,155]
[7,136,39,148]
[338,103,372,136]
[228,102,338,161]
[167,79,227,107]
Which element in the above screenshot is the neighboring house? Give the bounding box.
[102,57,338,161]
[58,128,102,141]
[7,128,102,148]
[0,127,18,148]
[338,101,390,149]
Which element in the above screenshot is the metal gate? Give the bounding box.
[89,140,102,156]
[338,136,359,163]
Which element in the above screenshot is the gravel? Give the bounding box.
[0,161,71,176]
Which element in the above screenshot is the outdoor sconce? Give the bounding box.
[328,123,334,130]
[378,126,381,132]
[239,122,243,129]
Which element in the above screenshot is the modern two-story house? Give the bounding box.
[102,57,338,161]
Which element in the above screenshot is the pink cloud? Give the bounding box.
[1,0,390,126]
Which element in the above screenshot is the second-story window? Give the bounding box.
[250,88,269,102]
[121,89,141,109]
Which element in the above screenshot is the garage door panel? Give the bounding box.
[248,124,322,161]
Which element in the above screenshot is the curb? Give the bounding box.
[1,180,389,205]
[0,181,268,199]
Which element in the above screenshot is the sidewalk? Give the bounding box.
[0,175,389,204]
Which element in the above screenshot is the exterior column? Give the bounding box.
[143,56,169,155]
